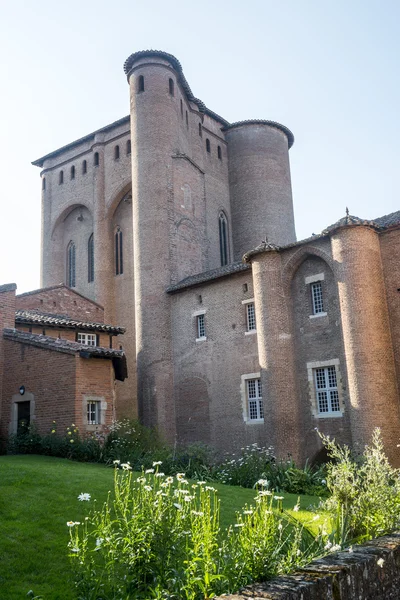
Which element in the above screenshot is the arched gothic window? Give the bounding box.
[169,78,174,96]
[115,228,123,275]
[126,139,131,155]
[114,145,120,160]
[67,241,76,287]
[59,170,64,185]
[94,152,99,167]
[219,212,229,266]
[88,234,94,283]
[42,177,46,190]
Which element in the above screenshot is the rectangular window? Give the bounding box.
[197,314,206,339]
[311,281,324,314]
[247,378,263,421]
[77,332,97,346]
[246,302,256,332]
[87,401,101,425]
[314,366,340,414]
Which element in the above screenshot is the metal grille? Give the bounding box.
[87,402,100,425]
[246,303,256,331]
[314,366,340,414]
[197,314,205,338]
[311,281,324,314]
[247,378,263,420]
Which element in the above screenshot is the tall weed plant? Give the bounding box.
[320,428,400,546]
[68,465,322,599]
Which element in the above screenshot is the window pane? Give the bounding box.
[197,314,205,338]
[246,303,256,331]
[311,282,324,314]
[318,391,329,412]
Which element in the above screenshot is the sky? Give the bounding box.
[0,0,399,293]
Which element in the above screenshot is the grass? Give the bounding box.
[0,455,322,599]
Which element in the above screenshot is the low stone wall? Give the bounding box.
[216,533,400,599]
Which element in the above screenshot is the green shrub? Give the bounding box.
[320,428,400,546]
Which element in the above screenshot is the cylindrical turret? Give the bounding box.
[330,223,400,465]
[124,51,182,439]
[224,121,296,260]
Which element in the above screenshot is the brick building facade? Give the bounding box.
[24,50,400,464]
[0,284,126,442]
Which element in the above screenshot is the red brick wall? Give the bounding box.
[75,356,114,430]
[0,284,17,428]
[1,341,115,441]
[16,285,104,322]
[1,340,76,439]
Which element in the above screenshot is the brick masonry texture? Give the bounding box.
[215,533,400,600]
[19,49,400,465]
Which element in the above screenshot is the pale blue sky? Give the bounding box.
[0,0,398,293]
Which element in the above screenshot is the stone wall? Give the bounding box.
[216,533,400,599]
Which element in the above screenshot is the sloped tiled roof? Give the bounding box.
[167,262,250,293]
[15,309,125,334]
[3,329,125,358]
[0,283,17,293]
[374,210,400,229]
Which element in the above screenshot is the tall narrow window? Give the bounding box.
[206,139,210,153]
[67,241,76,287]
[169,77,174,96]
[70,165,75,180]
[114,145,120,160]
[186,110,189,128]
[246,302,256,332]
[314,366,340,414]
[217,146,222,160]
[94,152,99,167]
[82,160,87,174]
[42,177,46,190]
[126,139,131,155]
[115,228,123,275]
[138,75,145,93]
[247,378,263,421]
[198,123,202,137]
[180,99,183,116]
[311,281,324,314]
[196,314,206,340]
[88,234,94,283]
[59,170,64,185]
[219,212,228,266]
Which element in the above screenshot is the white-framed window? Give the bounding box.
[246,302,256,332]
[87,400,101,425]
[314,366,340,415]
[311,281,324,315]
[77,332,97,346]
[197,314,206,339]
[241,373,264,423]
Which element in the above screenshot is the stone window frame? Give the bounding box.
[241,372,264,425]
[242,298,256,335]
[307,359,344,419]
[305,272,327,318]
[83,395,107,430]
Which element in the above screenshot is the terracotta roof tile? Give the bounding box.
[167,262,251,293]
[15,309,125,334]
[3,329,125,359]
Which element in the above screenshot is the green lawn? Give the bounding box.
[0,455,322,599]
